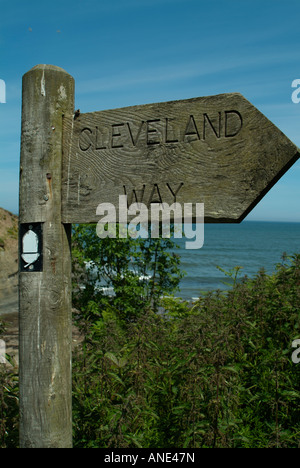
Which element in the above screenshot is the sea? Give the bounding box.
[174,221,300,300]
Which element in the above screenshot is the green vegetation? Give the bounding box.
[0,320,18,448]
[0,225,299,448]
[72,227,300,448]
[72,224,184,325]
[6,227,18,240]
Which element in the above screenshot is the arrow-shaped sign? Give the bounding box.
[62,93,299,223]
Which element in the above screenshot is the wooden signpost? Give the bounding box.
[19,64,299,448]
[62,93,299,223]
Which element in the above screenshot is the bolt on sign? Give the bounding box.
[19,65,300,449]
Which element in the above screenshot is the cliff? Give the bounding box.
[0,207,18,317]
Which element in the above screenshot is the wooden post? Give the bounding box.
[19,65,75,448]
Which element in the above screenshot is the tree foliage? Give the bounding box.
[72,224,184,326]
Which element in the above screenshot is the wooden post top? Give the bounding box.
[24,64,70,74]
[20,64,75,224]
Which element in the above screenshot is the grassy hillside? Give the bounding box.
[0,208,18,304]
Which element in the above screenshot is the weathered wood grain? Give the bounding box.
[19,65,74,448]
[62,94,299,223]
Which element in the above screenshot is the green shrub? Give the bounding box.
[72,247,300,448]
[1,220,299,448]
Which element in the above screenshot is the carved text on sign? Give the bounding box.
[78,110,243,152]
[62,92,300,223]
[123,182,184,207]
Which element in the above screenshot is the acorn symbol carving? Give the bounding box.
[22,229,40,268]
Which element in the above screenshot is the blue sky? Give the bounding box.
[1,0,300,221]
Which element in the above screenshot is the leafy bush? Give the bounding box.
[1,220,299,448]
[72,231,300,448]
